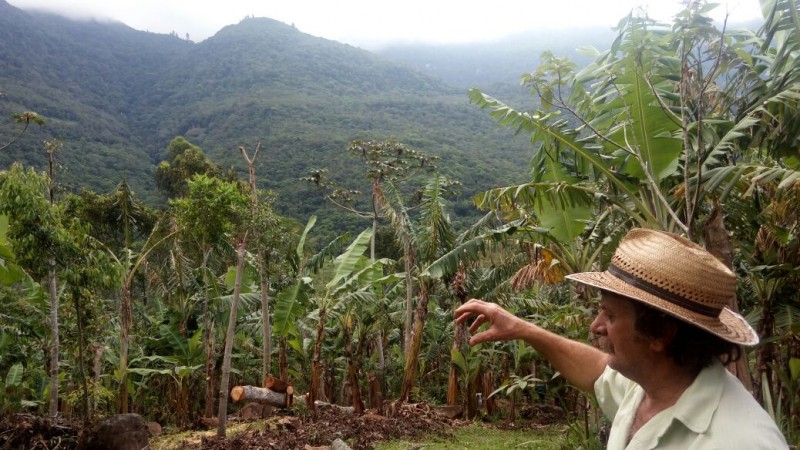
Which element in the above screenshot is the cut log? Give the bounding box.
[314,400,355,414]
[263,375,291,393]
[231,385,293,408]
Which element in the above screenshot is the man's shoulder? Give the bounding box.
[710,369,788,448]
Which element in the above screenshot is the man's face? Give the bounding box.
[589,291,652,380]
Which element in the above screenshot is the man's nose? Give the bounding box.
[589,315,603,335]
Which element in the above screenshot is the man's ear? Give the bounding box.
[648,321,678,353]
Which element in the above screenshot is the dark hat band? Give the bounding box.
[608,264,723,318]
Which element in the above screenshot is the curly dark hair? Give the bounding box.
[630,300,741,375]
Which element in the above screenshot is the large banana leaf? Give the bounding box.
[533,151,592,242]
[602,62,682,183]
[295,215,316,265]
[422,220,536,279]
[469,89,657,225]
[331,256,393,296]
[272,276,313,337]
[327,228,372,291]
[5,363,23,387]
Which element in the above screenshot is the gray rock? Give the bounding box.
[331,438,353,450]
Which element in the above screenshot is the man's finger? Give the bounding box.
[468,314,486,334]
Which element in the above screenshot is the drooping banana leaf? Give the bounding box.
[327,228,372,291]
[273,276,313,338]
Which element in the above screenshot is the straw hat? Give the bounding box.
[566,228,759,346]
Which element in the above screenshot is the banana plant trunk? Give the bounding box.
[403,241,414,354]
[216,239,247,437]
[343,324,364,413]
[447,321,467,405]
[278,337,288,380]
[309,307,328,412]
[400,284,429,402]
[754,292,775,404]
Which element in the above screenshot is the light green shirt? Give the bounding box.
[594,361,788,449]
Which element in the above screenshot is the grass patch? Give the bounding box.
[149,421,263,450]
[375,423,568,450]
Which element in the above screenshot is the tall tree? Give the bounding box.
[0,159,70,417]
[238,143,283,382]
[155,136,227,199]
[172,174,248,418]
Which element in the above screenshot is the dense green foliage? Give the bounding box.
[0,1,798,447]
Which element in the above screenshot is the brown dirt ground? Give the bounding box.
[0,413,82,449]
[0,402,565,449]
[201,402,456,450]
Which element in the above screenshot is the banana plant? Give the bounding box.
[128,326,204,426]
[308,228,382,410]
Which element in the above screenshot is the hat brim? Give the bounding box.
[567,271,759,346]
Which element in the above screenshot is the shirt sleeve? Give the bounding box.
[593,365,631,420]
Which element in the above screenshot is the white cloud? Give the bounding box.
[8,0,762,48]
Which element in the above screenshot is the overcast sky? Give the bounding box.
[7,0,763,49]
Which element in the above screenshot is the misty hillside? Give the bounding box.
[377,27,618,89]
[2,0,628,235]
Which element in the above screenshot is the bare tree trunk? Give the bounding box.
[240,144,273,382]
[46,149,60,418]
[48,262,59,417]
[201,252,217,418]
[71,290,90,429]
[217,238,247,437]
[92,344,103,412]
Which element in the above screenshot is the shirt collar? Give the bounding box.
[669,361,726,433]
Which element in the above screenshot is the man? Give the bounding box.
[454,228,788,449]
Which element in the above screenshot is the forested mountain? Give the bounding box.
[0,0,537,234]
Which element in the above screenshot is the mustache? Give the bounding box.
[589,333,610,352]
